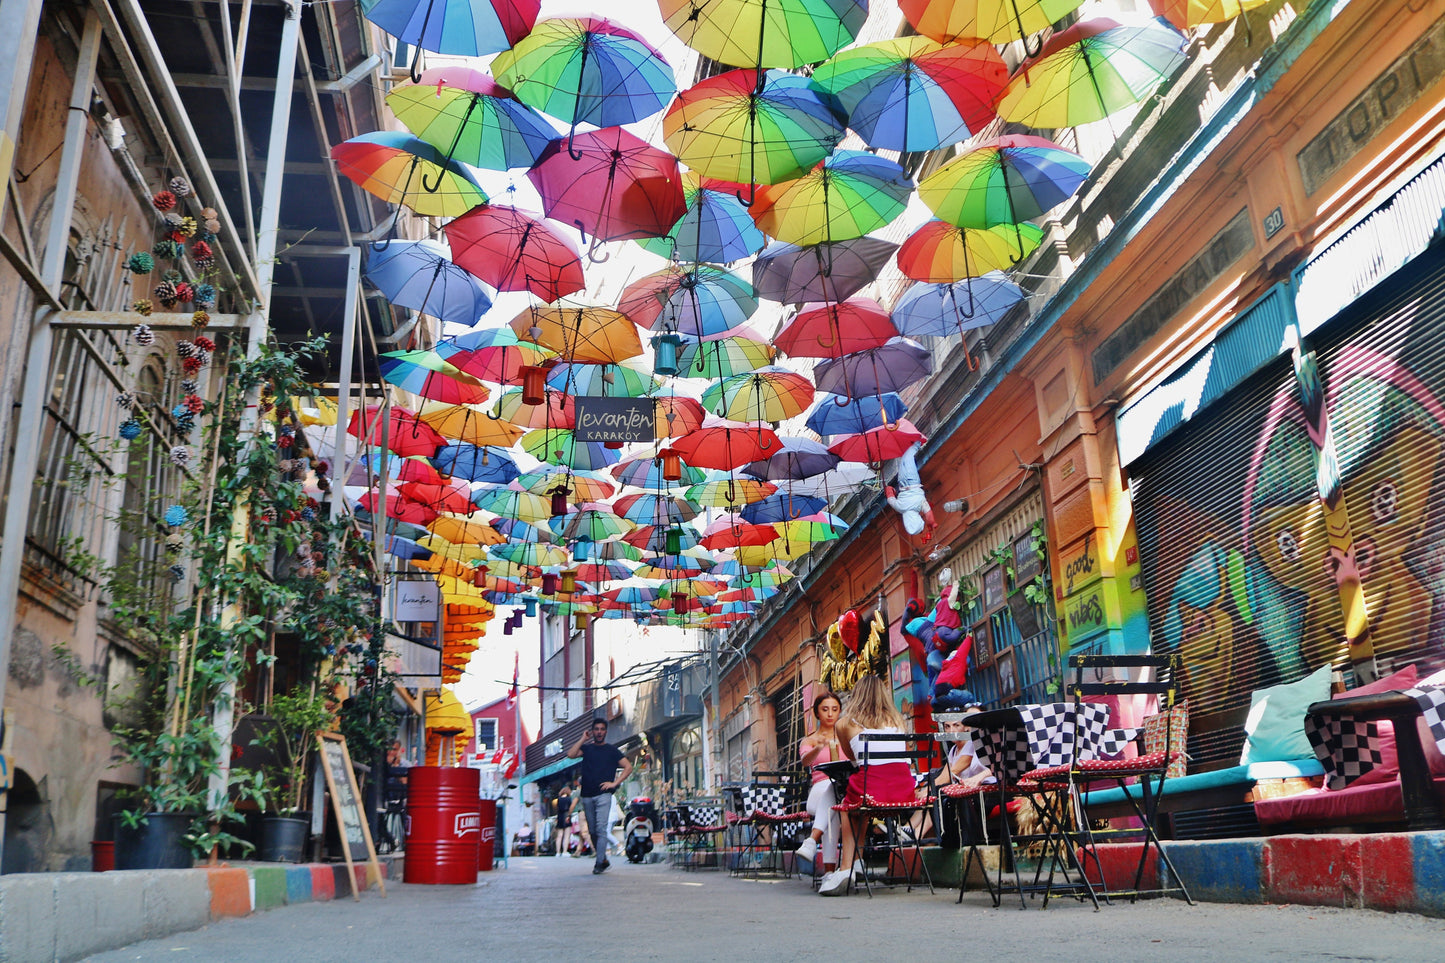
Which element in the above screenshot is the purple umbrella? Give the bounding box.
[813,337,933,399]
[752,236,899,304]
[743,436,841,480]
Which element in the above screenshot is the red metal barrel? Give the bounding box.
[477,799,497,872]
[404,766,481,884]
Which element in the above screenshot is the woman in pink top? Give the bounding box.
[794,691,842,871]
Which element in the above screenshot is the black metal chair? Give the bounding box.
[832,733,939,896]
[727,771,810,879]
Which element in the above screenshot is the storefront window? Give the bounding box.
[670,726,704,795]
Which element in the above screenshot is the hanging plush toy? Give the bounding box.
[885,442,937,541]
[932,632,978,711]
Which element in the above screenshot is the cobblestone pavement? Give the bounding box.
[86,854,1444,962]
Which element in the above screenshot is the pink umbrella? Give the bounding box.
[775,298,899,359]
[700,514,779,550]
[827,419,927,463]
[358,491,441,526]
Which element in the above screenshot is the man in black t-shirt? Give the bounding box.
[566,718,632,875]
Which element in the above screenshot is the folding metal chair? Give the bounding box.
[832,733,938,896]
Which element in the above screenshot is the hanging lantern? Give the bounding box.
[550,487,570,517]
[661,450,682,482]
[573,539,591,562]
[575,613,590,629]
[523,597,537,618]
[665,527,683,555]
[541,573,558,595]
[652,332,682,377]
[674,596,692,615]
[503,619,514,636]
[560,570,578,594]
[521,365,547,406]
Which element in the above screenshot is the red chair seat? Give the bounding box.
[1021,751,1178,785]
[940,781,1000,799]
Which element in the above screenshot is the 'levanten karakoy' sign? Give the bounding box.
[574,396,656,443]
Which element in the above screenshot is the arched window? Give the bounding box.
[670,726,704,795]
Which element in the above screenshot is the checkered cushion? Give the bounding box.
[1305,713,1385,790]
[687,806,721,828]
[742,784,789,819]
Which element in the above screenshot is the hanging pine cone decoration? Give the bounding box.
[277,434,294,450]
[116,391,135,410]
[183,394,204,414]
[165,532,185,555]
[174,411,196,433]
[168,177,191,198]
[152,239,183,260]
[154,281,178,308]
[203,219,220,236]
[191,241,214,268]
[161,269,182,284]
[191,310,209,329]
[127,252,154,275]
[119,418,141,440]
[169,445,190,468]
[193,336,215,353]
[182,355,203,374]
[163,505,190,527]
[174,282,194,304]
[180,379,199,394]
[152,190,177,212]
[193,284,216,308]
[177,217,197,239]
[201,206,217,220]
[132,323,155,346]
[131,298,153,316]
[163,212,184,231]
[168,564,186,582]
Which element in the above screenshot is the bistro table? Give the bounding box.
[1304,685,1445,831]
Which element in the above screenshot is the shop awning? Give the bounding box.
[518,755,579,787]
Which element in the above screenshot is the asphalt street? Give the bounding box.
[85,854,1445,962]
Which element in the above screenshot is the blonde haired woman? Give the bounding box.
[819,674,913,896]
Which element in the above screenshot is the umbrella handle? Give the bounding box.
[369,209,401,252]
[833,394,851,407]
[1011,0,1044,58]
[566,126,586,162]
[585,233,611,264]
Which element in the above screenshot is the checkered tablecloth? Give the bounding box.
[741,784,789,818]
[1305,685,1445,790]
[970,702,1115,784]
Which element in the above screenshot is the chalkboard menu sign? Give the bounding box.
[317,733,385,900]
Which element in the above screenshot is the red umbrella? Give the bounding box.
[700,513,779,550]
[827,419,927,463]
[347,404,448,457]
[358,491,441,526]
[526,126,688,246]
[398,478,476,514]
[774,298,899,359]
[447,205,586,302]
[670,419,780,470]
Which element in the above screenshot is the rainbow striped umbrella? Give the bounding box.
[658,0,866,69]
[919,135,1090,229]
[752,150,912,247]
[897,220,1044,282]
[359,0,538,57]
[386,68,556,171]
[900,0,1083,45]
[520,427,622,471]
[702,366,815,423]
[620,265,758,339]
[637,173,768,263]
[331,132,487,218]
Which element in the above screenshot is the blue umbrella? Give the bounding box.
[431,443,520,484]
[805,392,908,436]
[363,531,434,562]
[891,272,1026,338]
[489,516,560,544]
[740,492,826,523]
[365,239,493,327]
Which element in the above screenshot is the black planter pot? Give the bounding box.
[112,812,197,870]
[259,815,311,863]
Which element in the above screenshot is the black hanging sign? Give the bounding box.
[574,397,656,443]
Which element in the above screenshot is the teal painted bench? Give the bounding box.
[1081,759,1325,833]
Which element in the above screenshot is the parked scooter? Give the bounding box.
[624,797,660,863]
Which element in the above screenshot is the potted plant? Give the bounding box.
[249,685,334,861]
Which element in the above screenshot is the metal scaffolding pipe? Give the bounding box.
[331,246,360,521]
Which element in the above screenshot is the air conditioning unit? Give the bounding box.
[387,41,414,81]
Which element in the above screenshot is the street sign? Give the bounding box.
[574,396,655,443]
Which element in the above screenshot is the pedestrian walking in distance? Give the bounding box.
[567,719,633,875]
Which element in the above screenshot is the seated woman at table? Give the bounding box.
[819,674,915,896]
[910,710,996,838]
[794,690,843,871]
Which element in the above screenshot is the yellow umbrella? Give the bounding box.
[424,688,472,766]
[509,304,644,364]
[418,401,526,447]
[414,555,477,581]
[416,534,492,563]
[428,515,507,547]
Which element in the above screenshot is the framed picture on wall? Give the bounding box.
[971,618,994,668]
[995,645,1020,703]
[983,564,1007,611]
[1013,530,1042,582]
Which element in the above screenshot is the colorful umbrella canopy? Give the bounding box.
[348,404,447,458]
[431,442,521,484]
[919,134,1090,229]
[446,206,586,302]
[510,304,644,364]
[358,0,538,57]
[415,533,491,564]
[416,401,526,447]
[488,518,557,546]
[436,327,555,385]
[658,0,867,69]
[429,514,507,546]
[805,392,908,436]
[520,427,622,471]
[891,273,1027,338]
[897,220,1044,282]
[751,150,912,246]
[471,487,553,523]
[603,585,663,604]
[365,240,493,327]
[774,298,898,359]
[813,337,933,399]
[625,524,702,553]
[547,361,659,398]
[675,328,775,379]
[331,132,487,218]
[490,541,571,567]
[827,418,927,462]
[514,465,617,502]
[354,453,447,487]
[492,387,576,428]
[527,126,688,243]
[613,492,701,525]
[900,0,1083,44]
[653,396,707,438]
[358,490,440,526]
[551,504,634,541]
[610,452,705,489]
[700,514,779,550]
[378,351,490,405]
[637,172,768,263]
[619,265,758,338]
[720,584,779,603]
[780,462,876,498]
[398,477,476,514]
[491,18,676,131]
[811,37,1007,152]
[670,420,781,470]
[753,236,898,304]
[738,491,826,523]
[575,560,638,582]
[1150,0,1271,29]
[663,69,845,189]
[375,534,433,563]
[743,436,840,481]
[387,69,556,171]
[997,16,1188,128]
[571,538,645,562]
[702,366,815,422]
